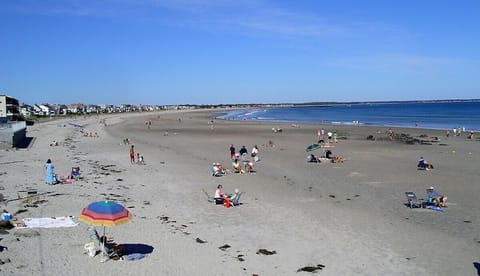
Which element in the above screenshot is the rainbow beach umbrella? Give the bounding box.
[79,200,131,227]
[79,200,132,260]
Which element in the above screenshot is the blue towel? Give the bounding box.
[426,205,445,212]
[122,253,147,261]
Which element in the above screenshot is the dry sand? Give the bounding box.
[0,110,479,275]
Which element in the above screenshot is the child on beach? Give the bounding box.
[130,145,135,164]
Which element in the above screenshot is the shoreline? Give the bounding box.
[0,110,478,275]
[216,104,480,132]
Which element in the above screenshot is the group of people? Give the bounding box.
[229,144,260,162]
[426,186,448,207]
[414,157,447,208]
[228,144,258,174]
[317,128,338,144]
[232,158,255,174]
[82,131,99,138]
[306,150,344,164]
[44,159,81,185]
[214,184,241,207]
[129,145,145,165]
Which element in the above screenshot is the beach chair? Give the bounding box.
[211,165,223,177]
[202,189,215,204]
[211,164,228,177]
[230,192,243,207]
[17,190,40,207]
[90,228,122,262]
[71,167,81,179]
[405,192,423,208]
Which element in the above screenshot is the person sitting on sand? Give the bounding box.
[213,163,227,174]
[325,150,333,159]
[214,184,226,204]
[232,159,242,173]
[332,155,345,163]
[307,154,319,163]
[417,157,426,169]
[426,186,448,207]
[417,157,434,170]
[245,160,254,173]
[228,189,241,206]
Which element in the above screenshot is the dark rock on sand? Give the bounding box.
[0,258,11,265]
[219,244,231,251]
[195,238,206,244]
[296,264,325,272]
[256,249,276,255]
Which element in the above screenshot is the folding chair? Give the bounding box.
[230,192,243,207]
[90,228,122,262]
[405,192,423,208]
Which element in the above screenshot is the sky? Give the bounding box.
[1,0,479,105]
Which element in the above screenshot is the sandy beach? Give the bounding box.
[0,110,479,275]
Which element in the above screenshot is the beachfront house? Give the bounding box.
[0,95,27,148]
[32,104,51,116]
[20,104,34,118]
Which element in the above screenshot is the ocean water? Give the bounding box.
[218,102,480,131]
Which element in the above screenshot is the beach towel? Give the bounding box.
[122,253,148,261]
[19,216,78,228]
[426,206,445,212]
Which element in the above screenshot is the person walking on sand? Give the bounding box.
[229,144,236,160]
[130,145,135,164]
[45,159,55,184]
[239,145,248,158]
[251,145,260,162]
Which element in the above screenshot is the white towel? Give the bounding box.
[21,216,78,228]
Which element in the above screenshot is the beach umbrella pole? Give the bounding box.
[101,226,107,262]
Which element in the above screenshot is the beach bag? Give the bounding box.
[223,199,230,208]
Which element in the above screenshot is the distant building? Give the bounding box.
[0,95,28,148]
[0,95,21,123]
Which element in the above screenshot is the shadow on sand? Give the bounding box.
[121,243,154,255]
[474,262,480,276]
[16,137,36,149]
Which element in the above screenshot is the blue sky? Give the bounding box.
[1,0,479,105]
